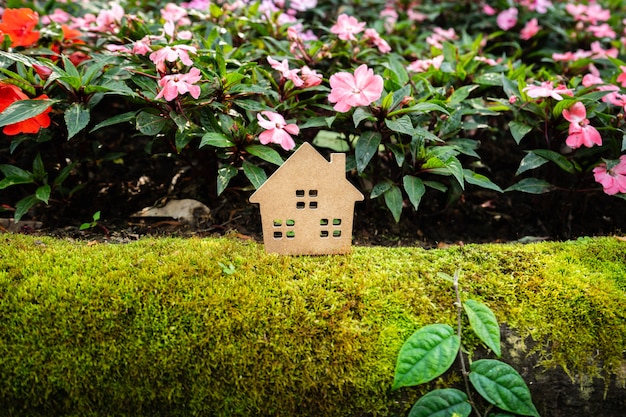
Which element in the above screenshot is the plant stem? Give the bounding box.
[453,269,482,417]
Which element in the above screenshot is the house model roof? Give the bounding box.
[249,142,363,255]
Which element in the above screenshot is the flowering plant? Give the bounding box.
[0,0,625,225]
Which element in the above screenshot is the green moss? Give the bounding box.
[0,234,625,416]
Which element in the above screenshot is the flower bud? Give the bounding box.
[33,64,53,80]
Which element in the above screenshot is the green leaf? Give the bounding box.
[0,99,55,128]
[403,175,426,211]
[386,115,415,136]
[175,130,194,152]
[505,178,555,194]
[312,130,349,152]
[355,131,381,174]
[448,85,479,106]
[35,184,51,204]
[200,132,235,148]
[65,103,90,140]
[388,102,450,118]
[463,170,503,192]
[242,161,267,189]
[14,194,39,223]
[136,110,167,136]
[32,153,45,180]
[245,144,284,166]
[90,111,137,133]
[509,121,533,145]
[408,388,471,417]
[515,152,549,176]
[463,300,501,357]
[392,324,461,390]
[0,164,35,189]
[371,180,392,199]
[469,359,540,417]
[217,165,238,196]
[353,107,374,127]
[530,149,577,174]
[384,184,403,223]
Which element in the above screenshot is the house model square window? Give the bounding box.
[249,143,364,255]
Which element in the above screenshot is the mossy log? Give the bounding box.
[0,234,624,417]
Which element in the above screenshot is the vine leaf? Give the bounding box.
[408,388,471,417]
[463,299,501,357]
[469,359,540,417]
[392,324,460,390]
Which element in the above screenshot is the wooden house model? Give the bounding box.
[249,142,364,255]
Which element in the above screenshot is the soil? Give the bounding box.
[2,135,626,247]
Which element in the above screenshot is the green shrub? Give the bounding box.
[0,234,625,416]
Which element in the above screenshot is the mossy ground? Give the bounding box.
[0,233,624,416]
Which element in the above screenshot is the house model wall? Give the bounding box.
[249,142,364,255]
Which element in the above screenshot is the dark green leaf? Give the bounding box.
[65,103,90,140]
[388,102,450,118]
[448,85,479,106]
[14,194,39,223]
[53,162,77,187]
[0,165,34,189]
[384,184,403,223]
[245,144,284,166]
[530,149,577,174]
[470,359,540,417]
[403,175,426,211]
[386,115,415,136]
[505,178,555,194]
[463,170,503,192]
[136,110,167,136]
[217,165,238,196]
[353,107,374,127]
[0,99,55,128]
[35,184,51,204]
[175,130,194,152]
[515,152,549,176]
[463,300,501,357]
[509,121,533,145]
[242,161,267,189]
[371,180,393,199]
[200,132,235,148]
[408,388,471,417]
[355,131,381,174]
[32,153,45,180]
[392,324,461,390]
[90,111,137,133]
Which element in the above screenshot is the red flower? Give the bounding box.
[0,83,51,136]
[0,8,40,47]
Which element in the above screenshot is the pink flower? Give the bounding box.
[267,56,303,87]
[300,66,323,88]
[562,102,602,149]
[155,67,202,101]
[132,37,152,55]
[617,66,626,87]
[483,4,497,16]
[497,8,518,31]
[363,28,391,53]
[328,64,384,112]
[520,18,541,40]
[593,156,626,195]
[407,55,444,72]
[149,44,197,73]
[257,111,299,151]
[552,49,592,62]
[523,81,571,101]
[588,23,616,39]
[161,3,190,24]
[330,14,365,41]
